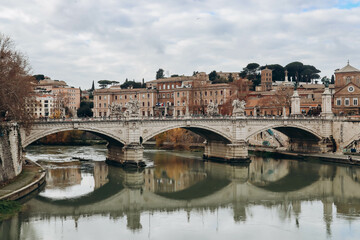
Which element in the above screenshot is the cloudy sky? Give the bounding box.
[1,0,360,88]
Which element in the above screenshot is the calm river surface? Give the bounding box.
[1,145,360,240]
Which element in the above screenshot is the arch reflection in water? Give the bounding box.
[2,147,360,239]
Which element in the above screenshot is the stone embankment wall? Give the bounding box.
[0,123,22,183]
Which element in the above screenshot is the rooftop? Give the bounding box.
[335,62,360,73]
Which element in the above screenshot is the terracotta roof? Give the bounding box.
[335,63,360,73]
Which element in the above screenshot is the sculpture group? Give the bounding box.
[108,100,140,118]
[232,99,246,117]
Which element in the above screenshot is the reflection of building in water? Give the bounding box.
[249,156,290,185]
[144,168,155,192]
[126,211,142,231]
[46,167,81,189]
[93,162,109,189]
[144,165,206,193]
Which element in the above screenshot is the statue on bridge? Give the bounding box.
[124,100,140,117]
[232,99,246,117]
[109,102,123,118]
[206,102,219,116]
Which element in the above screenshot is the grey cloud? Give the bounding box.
[0,0,359,87]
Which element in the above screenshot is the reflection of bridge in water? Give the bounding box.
[15,158,360,233]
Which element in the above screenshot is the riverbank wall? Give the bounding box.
[250,146,360,166]
[0,160,46,201]
[0,123,22,184]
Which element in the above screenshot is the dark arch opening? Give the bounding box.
[145,126,231,150]
[26,130,124,148]
[272,127,321,141]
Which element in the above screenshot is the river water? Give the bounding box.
[1,145,360,240]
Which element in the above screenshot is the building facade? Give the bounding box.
[333,62,360,115]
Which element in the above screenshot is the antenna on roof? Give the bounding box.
[348,60,350,65]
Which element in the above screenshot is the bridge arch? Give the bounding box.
[142,123,233,144]
[246,123,322,142]
[23,126,127,148]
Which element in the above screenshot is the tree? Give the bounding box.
[77,101,93,118]
[260,64,284,81]
[209,70,218,82]
[97,80,112,89]
[240,63,261,90]
[0,34,36,127]
[156,68,165,79]
[120,81,145,89]
[33,74,45,82]
[91,80,95,91]
[285,61,304,83]
[228,73,234,82]
[331,75,335,84]
[267,86,293,114]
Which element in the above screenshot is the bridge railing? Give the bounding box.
[32,114,346,123]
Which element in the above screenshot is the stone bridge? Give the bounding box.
[19,115,360,166]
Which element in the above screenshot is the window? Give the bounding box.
[177,92,180,97]
[104,103,106,107]
[142,94,145,99]
[148,102,150,107]
[167,94,170,98]
[345,98,350,106]
[115,96,117,100]
[167,85,170,90]
[336,99,341,106]
[159,85,161,90]
[172,84,174,89]
[220,90,223,95]
[125,95,127,99]
[120,95,122,99]
[99,103,102,108]
[99,96,101,100]
[104,96,107,100]
[162,94,165,98]
[143,102,145,107]
[354,98,358,106]
[147,93,150,98]
[177,101,180,106]
[346,76,351,84]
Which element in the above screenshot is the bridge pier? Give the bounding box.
[106,142,145,168]
[203,140,250,163]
